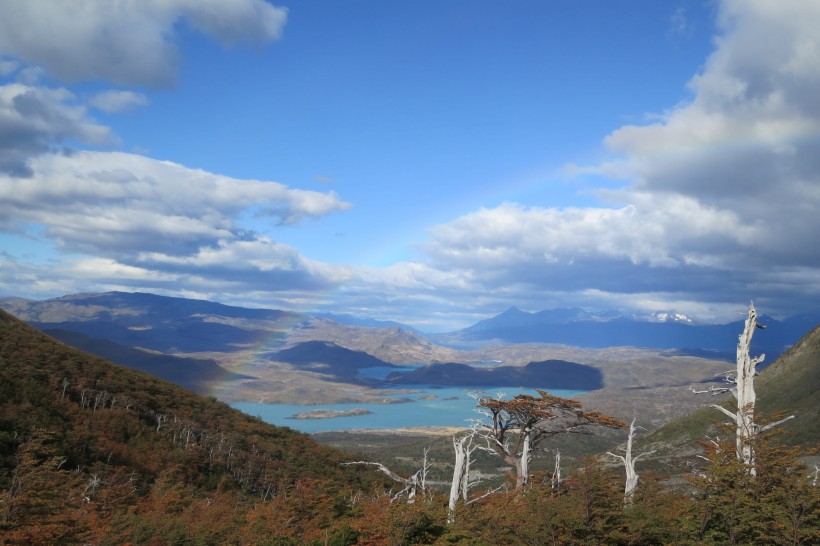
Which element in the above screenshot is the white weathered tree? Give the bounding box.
[447,430,504,524]
[448,434,469,523]
[550,450,562,491]
[473,390,625,490]
[606,417,655,504]
[343,448,431,504]
[692,302,794,475]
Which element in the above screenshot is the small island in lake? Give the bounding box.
[288,408,373,420]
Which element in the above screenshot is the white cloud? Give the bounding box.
[0,82,116,176]
[89,91,149,113]
[407,0,820,322]
[137,236,357,289]
[0,151,351,259]
[596,0,820,269]
[424,198,750,272]
[0,149,355,301]
[0,0,287,87]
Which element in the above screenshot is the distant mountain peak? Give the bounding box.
[500,306,531,316]
[649,311,694,324]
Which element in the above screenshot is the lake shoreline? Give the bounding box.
[289,408,373,420]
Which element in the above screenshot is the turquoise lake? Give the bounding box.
[233,385,588,434]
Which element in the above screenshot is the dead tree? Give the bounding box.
[447,431,492,524]
[448,434,468,523]
[692,302,794,475]
[473,390,625,490]
[606,417,655,505]
[343,450,430,504]
[154,412,168,433]
[550,449,562,491]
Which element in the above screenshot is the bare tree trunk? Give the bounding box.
[734,304,761,472]
[519,427,532,489]
[622,419,639,502]
[694,303,794,476]
[607,418,654,505]
[550,450,561,491]
[448,436,467,524]
[461,441,472,502]
[342,458,426,504]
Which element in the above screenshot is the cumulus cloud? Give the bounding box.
[0,0,360,311]
[0,151,350,268]
[413,0,820,322]
[89,91,149,113]
[598,0,820,266]
[0,0,287,87]
[0,83,117,176]
[0,148,355,303]
[137,236,357,290]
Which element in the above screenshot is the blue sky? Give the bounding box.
[1,0,819,331]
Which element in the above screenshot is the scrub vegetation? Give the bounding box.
[1,308,818,544]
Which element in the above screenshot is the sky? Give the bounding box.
[0,0,819,332]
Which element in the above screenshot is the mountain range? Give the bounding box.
[437,305,820,361]
[4,292,817,359]
[0,291,816,413]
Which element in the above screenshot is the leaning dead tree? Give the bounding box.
[473,390,625,490]
[692,302,794,475]
[343,449,431,503]
[606,417,655,505]
[448,433,470,523]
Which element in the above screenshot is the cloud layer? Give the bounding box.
[0,0,818,331]
[396,0,820,324]
[0,150,351,286]
[0,0,287,87]
[0,83,116,176]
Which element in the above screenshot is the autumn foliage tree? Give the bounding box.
[691,428,820,545]
[475,390,625,490]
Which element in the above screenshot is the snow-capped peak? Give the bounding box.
[651,311,693,324]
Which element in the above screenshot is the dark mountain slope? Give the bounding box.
[42,328,246,393]
[385,359,604,390]
[269,340,399,384]
[0,309,385,544]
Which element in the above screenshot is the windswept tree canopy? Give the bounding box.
[476,390,625,489]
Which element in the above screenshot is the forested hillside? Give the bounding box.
[0,309,387,544]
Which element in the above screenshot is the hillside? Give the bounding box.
[0,291,303,353]
[636,324,820,470]
[0,309,386,544]
[42,328,243,393]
